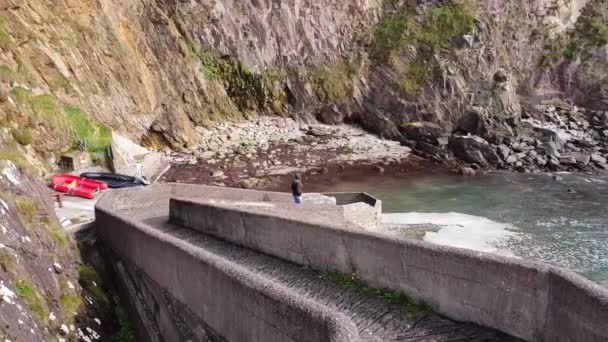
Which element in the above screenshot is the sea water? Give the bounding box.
[317,172,608,287]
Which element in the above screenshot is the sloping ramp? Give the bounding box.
[125,205,519,342]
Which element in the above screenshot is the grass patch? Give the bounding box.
[320,271,432,315]
[9,87,67,134]
[0,250,13,275]
[9,86,31,104]
[89,285,109,303]
[562,41,578,61]
[30,95,59,117]
[312,59,359,102]
[16,197,38,227]
[369,11,414,64]
[0,17,11,50]
[78,265,101,284]
[64,106,112,153]
[422,2,476,48]
[576,15,608,47]
[111,295,135,342]
[48,223,70,249]
[0,64,16,83]
[15,280,49,323]
[190,43,285,112]
[0,149,30,171]
[369,1,476,65]
[398,59,437,95]
[79,264,109,304]
[11,128,33,145]
[60,294,83,314]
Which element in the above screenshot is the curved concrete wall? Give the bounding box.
[95,197,360,342]
[170,197,608,342]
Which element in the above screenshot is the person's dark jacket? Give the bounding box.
[291,180,303,196]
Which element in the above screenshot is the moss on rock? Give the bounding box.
[15,280,49,324]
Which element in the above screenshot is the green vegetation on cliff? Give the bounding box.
[11,128,33,146]
[64,106,112,154]
[190,43,286,113]
[312,59,359,102]
[369,1,475,65]
[576,15,608,47]
[0,149,29,171]
[366,1,475,95]
[0,17,11,50]
[553,1,608,62]
[15,280,49,324]
[0,64,17,83]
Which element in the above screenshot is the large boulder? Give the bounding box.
[457,108,487,137]
[400,122,446,146]
[448,135,500,166]
[533,127,566,149]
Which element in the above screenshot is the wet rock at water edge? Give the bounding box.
[591,153,607,165]
[459,167,476,176]
[448,135,500,166]
[570,152,591,166]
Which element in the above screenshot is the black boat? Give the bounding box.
[80,172,149,189]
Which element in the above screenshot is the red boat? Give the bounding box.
[51,174,108,199]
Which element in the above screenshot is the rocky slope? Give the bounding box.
[0,155,135,341]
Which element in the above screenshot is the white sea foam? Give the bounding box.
[382,212,518,256]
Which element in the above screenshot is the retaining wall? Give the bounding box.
[170,197,608,342]
[95,196,360,342]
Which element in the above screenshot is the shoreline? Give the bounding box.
[160,117,435,190]
[159,115,607,193]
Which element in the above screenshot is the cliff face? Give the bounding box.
[0,157,131,341]
[0,0,381,155]
[0,0,604,158]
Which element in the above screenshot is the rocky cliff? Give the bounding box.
[0,0,605,161]
[0,156,135,341]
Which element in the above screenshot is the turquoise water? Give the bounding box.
[316,172,608,287]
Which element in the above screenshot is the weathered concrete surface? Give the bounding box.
[96,185,518,341]
[324,192,382,230]
[96,204,358,342]
[170,195,608,342]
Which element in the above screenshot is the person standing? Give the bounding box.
[291,174,303,204]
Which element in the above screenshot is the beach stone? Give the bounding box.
[559,156,577,165]
[591,153,607,164]
[542,141,561,158]
[459,167,476,176]
[199,151,215,160]
[506,155,517,164]
[571,152,591,166]
[497,144,510,160]
[535,156,547,166]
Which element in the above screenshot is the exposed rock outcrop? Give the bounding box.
[0,0,604,161]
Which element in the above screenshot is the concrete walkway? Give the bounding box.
[123,204,521,342]
[55,195,99,232]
